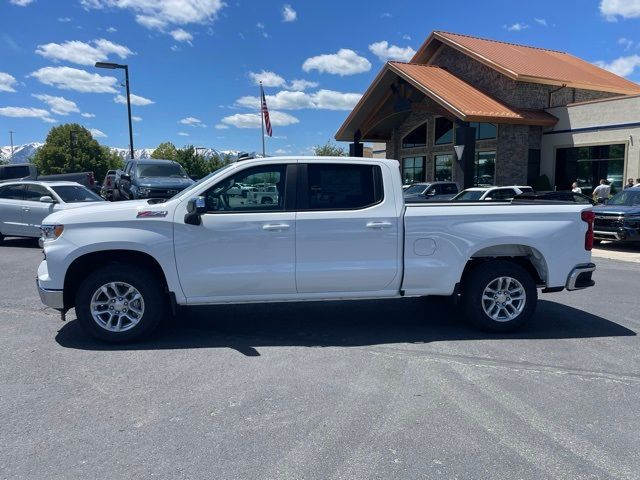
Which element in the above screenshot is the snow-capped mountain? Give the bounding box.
[1,144,258,164]
[0,142,44,164]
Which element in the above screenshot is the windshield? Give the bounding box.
[137,163,188,178]
[606,190,640,206]
[167,163,236,202]
[453,190,485,201]
[404,184,428,195]
[52,185,104,203]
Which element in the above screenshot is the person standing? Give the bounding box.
[593,179,611,203]
[624,178,635,189]
[571,182,582,193]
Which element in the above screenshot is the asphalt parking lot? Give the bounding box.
[1,239,639,480]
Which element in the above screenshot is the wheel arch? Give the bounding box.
[63,249,169,309]
[460,244,548,291]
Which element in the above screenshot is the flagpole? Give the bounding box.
[260,82,266,157]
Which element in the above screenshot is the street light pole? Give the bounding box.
[94,62,135,160]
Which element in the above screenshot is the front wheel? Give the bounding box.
[461,260,537,332]
[75,264,167,342]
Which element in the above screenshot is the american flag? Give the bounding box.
[261,85,272,137]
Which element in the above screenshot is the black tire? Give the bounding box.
[261,197,273,204]
[461,260,537,332]
[111,188,121,202]
[0,232,4,243]
[593,239,602,245]
[75,263,167,343]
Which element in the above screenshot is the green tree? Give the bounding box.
[175,145,211,179]
[32,123,123,181]
[313,141,347,156]
[151,142,178,160]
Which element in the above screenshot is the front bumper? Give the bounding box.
[594,226,640,242]
[565,263,596,291]
[37,279,64,309]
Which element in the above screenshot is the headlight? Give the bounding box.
[40,224,64,241]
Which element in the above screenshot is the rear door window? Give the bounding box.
[0,184,25,200]
[24,184,52,201]
[300,164,383,211]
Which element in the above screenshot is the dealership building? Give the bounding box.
[335,31,640,193]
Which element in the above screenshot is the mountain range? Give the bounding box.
[1,143,246,164]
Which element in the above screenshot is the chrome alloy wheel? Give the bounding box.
[90,282,145,332]
[481,276,526,322]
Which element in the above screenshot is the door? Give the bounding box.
[295,163,400,294]
[174,163,296,301]
[22,184,57,237]
[0,184,26,236]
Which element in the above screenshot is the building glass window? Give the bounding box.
[455,122,497,141]
[555,144,625,195]
[402,156,425,184]
[474,151,496,186]
[402,123,427,148]
[434,154,453,181]
[434,117,454,145]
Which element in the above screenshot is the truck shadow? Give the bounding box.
[55,298,636,355]
[0,237,40,249]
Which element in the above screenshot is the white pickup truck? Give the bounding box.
[37,157,596,342]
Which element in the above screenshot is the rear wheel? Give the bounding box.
[462,260,537,332]
[593,239,602,245]
[75,264,167,342]
[111,188,121,201]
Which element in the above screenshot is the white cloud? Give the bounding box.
[600,0,640,20]
[288,79,319,91]
[179,116,206,127]
[534,18,548,26]
[90,128,107,138]
[380,12,392,18]
[0,107,55,123]
[170,28,193,43]
[302,49,371,76]
[114,93,155,106]
[9,0,34,6]
[595,54,640,76]
[178,132,190,136]
[282,4,296,22]
[32,94,80,115]
[58,17,72,22]
[402,34,412,40]
[505,23,530,32]
[368,41,416,62]
[81,112,95,118]
[170,45,180,52]
[0,72,17,92]
[274,148,289,154]
[236,89,361,111]
[35,38,134,66]
[107,26,117,32]
[619,37,635,50]
[80,0,226,30]
[29,66,118,93]
[221,111,299,129]
[256,22,270,38]
[214,124,229,129]
[132,115,142,122]
[249,70,286,87]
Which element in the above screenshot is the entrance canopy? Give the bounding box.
[335,61,557,142]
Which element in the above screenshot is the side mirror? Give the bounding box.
[40,195,55,204]
[121,174,131,182]
[184,196,206,225]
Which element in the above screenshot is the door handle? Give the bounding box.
[22,207,30,212]
[263,223,290,231]
[366,221,392,229]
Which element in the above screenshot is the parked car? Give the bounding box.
[403,181,459,202]
[0,181,104,242]
[452,186,528,202]
[100,170,117,200]
[113,159,194,201]
[0,163,99,193]
[513,191,596,205]
[592,186,640,244]
[248,185,279,205]
[37,157,595,343]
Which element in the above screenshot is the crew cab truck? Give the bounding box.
[37,157,596,343]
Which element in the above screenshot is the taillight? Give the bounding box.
[582,210,595,251]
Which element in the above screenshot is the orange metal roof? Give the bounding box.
[412,31,640,95]
[387,62,557,125]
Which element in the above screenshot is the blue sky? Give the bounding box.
[1,0,640,155]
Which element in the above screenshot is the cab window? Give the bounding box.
[0,184,25,200]
[203,165,287,213]
[24,184,52,201]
